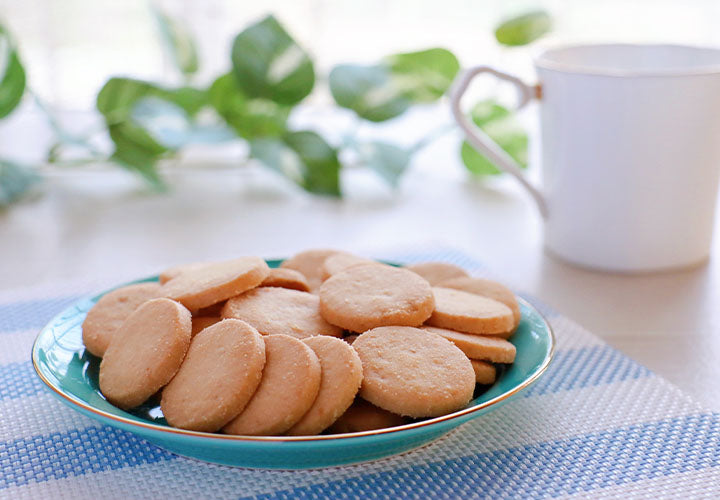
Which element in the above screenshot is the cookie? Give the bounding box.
[437,277,521,333]
[82,282,162,357]
[159,261,207,284]
[327,399,407,434]
[191,316,221,336]
[422,326,516,363]
[426,287,514,335]
[280,249,341,291]
[99,298,191,410]
[161,319,266,432]
[260,268,310,292]
[471,359,497,385]
[223,335,321,435]
[352,326,475,418]
[318,264,435,332]
[161,257,270,310]
[286,336,363,435]
[406,262,469,285]
[321,253,374,280]
[222,287,342,338]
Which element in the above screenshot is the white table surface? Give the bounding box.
[2,108,720,412]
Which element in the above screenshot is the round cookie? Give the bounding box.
[286,336,363,436]
[327,399,407,434]
[471,359,497,385]
[82,282,162,357]
[280,249,341,291]
[427,287,514,335]
[260,268,310,292]
[191,316,221,336]
[99,298,191,410]
[321,253,374,280]
[223,335,321,436]
[318,264,435,332]
[221,287,342,339]
[353,326,475,418]
[159,261,207,284]
[422,326,516,363]
[161,257,270,310]
[406,262,469,285]
[161,319,266,432]
[437,276,521,334]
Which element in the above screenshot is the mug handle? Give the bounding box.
[450,66,548,218]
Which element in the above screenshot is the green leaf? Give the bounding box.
[231,15,315,106]
[495,10,552,47]
[0,160,38,209]
[385,48,460,102]
[208,73,289,138]
[151,5,199,77]
[97,78,205,122]
[355,141,411,188]
[251,131,341,196]
[460,99,528,176]
[0,25,26,119]
[108,122,167,189]
[329,48,459,122]
[329,64,410,122]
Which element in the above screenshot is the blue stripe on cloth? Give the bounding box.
[0,426,176,490]
[251,413,720,500]
[0,296,83,334]
[0,361,46,401]
[1,346,651,404]
[524,345,652,397]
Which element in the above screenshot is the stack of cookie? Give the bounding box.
[81,250,518,436]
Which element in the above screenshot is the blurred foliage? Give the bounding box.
[495,11,552,46]
[0,8,551,206]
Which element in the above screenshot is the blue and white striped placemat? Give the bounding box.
[1,248,718,499]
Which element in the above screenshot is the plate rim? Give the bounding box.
[31,275,555,444]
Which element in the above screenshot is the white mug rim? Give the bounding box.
[535,43,720,78]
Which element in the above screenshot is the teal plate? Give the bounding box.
[32,259,555,469]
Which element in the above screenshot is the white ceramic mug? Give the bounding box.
[451,44,720,272]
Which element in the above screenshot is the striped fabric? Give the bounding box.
[1,248,718,499]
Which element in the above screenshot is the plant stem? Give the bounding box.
[410,122,457,153]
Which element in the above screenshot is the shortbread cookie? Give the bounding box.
[437,277,521,332]
[191,316,221,336]
[352,326,475,418]
[406,262,469,285]
[224,335,321,435]
[99,298,191,410]
[161,319,266,432]
[162,257,269,310]
[222,287,342,338]
[327,399,407,434]
[427,287,514,335]
[471,359,497,385]
[159,261,207,284]
[280,249,341,291]
[422,326,516,363]
[286,336,363,435]
[319,264,435,332]
[260,268,310,292]
[321,253,374,280]
[82,282,162,357]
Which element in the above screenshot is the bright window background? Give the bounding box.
[3,0,720,111]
